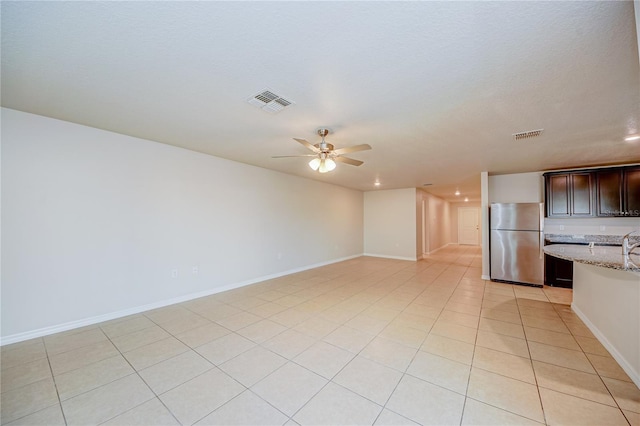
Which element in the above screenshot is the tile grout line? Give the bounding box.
[460,268,489,426]
[94,325,180,426]
[8,249,635,425]
[516,284,548,426]
[550,295,632,422]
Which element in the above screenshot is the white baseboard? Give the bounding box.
[1,254,363,346]
[572,303,640,389]
[362,253,417,262]
[425,242,453,255]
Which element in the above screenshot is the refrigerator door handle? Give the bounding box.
[539,203,544,260]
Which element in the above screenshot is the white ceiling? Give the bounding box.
[2,1,639,202]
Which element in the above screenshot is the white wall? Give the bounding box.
[363,188,417,260]
[483,171,543,278]
[416,189,424,259]
[414,190,454,255]
[426,193,451,253]
[573,263,640,387]
[481,172,490,279]
[1,108,364,342]
[488,172,544,203]
[635,1,640,68]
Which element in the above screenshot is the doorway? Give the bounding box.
[458,207,479,245]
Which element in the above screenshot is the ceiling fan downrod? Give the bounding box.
[316,128,333,152]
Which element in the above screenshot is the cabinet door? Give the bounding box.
[547,174,570,217]
[570,172,594,216]
[544,254,573,288]
[596,169,623,216]
[624,167,640,216]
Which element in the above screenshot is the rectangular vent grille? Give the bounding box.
[513,129,544,140]
[247,89,294,114]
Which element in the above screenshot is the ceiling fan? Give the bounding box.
[273,128,372,173]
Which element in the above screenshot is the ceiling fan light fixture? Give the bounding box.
[308,158,321,171]
[279,128,371,173]
[318,158,336,173]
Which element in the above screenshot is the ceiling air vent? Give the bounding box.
[513,129,544,140]
[247,90,294,114]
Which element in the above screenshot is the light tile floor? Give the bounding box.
[2,246,639,425]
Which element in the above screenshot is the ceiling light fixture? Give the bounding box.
[308,154,336,173]
[625,135,640,142]
[374,181,381,186]
[292,128,369,174]
[464,197,469,202]
[455,190,461,196]
[308,158,321,170]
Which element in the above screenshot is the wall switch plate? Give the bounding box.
[192,266,199,275]
[171,269,178,278]
[600,225,606,231]
[559,225,565,231]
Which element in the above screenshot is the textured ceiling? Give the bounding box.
[2,1,639,202]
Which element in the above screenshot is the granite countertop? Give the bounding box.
[543,244,640,273]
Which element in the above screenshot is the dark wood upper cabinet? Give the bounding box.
[570,172,594,216]
[545,172,594,217]
[624,166,640,216]
[546,174,570,217]
[545,166,638,217]
[596,169,623,216]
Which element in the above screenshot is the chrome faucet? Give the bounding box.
[622,230,640,257]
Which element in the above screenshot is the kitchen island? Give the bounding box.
[544,244,640,388]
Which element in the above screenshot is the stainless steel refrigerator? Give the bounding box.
[490,203,544,287]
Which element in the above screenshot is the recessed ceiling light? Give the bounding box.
[625,135,640,142]
[455,190,460,196]
[464,197,469,202]
[374,182,381,186]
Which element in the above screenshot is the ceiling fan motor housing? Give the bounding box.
[316,128,333,153]
[315,142,334,153]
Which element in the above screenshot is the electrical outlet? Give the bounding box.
[559,225,565,231]
[192,266,199,275]
[600,225,606,231]
[171,269,178,278]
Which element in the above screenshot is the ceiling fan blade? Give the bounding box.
[334,156,364,166]
[332,144,372,155]
[293,138,321,153]
[272,155,318,158]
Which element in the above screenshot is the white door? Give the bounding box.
[458,207,479,245]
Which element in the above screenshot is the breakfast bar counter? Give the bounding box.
[544,244,640,388]
[543,244,640,272]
